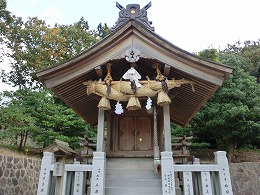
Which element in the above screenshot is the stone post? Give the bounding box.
[214,151,233,195]
[37,152,54,195]
[53,155,66,195]
[73,160,85,195]
[161,151,175,195]
[90,152,106,195]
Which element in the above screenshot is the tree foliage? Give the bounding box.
[0,89,94,149]
[222,40,260,83]
[183,45,260,161]
[0,0,12,38]
[97,23,111,39]
[0,7,107,149]
[198,48,220,63]
[1,13,110,89]
[192,68,259,157]
[0,102,38,150]
[0,0,12,63]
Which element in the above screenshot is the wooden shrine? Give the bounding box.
[36,2,234,195]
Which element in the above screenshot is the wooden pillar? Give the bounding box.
[153,106,160,158]
[91,108,106,195]
[161,105,177,194]
[96,108,105,152]
[163,105,172,152]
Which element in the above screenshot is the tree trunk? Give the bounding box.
[216,138,226,150]
[15,134,18,146]
[19,132,25,151]
[23,132,28,148]
[227,138,237,162]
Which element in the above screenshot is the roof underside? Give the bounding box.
[37,20,232,126]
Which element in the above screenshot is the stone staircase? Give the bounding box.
[105,158,162,195]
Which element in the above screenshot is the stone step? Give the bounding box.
[106,168,160,179]
[106,158,154,169]
[105,178,162,188]
[107,157,153,163]
[105,158,162,194]
[105,187,162,195]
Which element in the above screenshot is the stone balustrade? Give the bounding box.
[0,153,259,195]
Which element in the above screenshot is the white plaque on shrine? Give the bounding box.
[53,162,63,176]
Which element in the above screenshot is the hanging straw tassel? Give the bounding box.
[157,91,171,106]
[98,97,111,110]
[126,96,141,110]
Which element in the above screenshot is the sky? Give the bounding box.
[1,0,260,91]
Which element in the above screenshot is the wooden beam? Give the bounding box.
[163,64,171,77]
[95,65,103,78]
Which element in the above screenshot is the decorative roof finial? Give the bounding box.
[112,2,154,31]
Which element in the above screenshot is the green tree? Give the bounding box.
[2,16,98,89]
[198,48,220,63]
[0,89,89,149]
[0,0,12,39]
[0,8,109,150]
[0,103,38,150]
[191,47,260,161]
[193,67,259,159]
[222,40,260,83]
[0,0,12,63]
[97,23,111,39]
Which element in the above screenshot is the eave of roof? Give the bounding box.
[36,19,233,126]
[37,20,232,82]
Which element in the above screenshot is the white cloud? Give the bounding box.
[0,58,16,92]
[147,0,260,53]
[28,0,39,4]
[0,44,17,92]
[43,6,62,26]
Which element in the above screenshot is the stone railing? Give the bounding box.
[0,151,259,194]
[161,151,233,195]
[37,152,86,195]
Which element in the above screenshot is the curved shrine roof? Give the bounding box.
[37,3,233,126]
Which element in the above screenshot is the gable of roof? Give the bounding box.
[37,19,232,126]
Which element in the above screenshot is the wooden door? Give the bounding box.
[119,116,152,151]
[118,116,135,151]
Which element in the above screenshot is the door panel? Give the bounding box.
[119,117,135,150]
[119,116,152,151]
[136,117,152,150]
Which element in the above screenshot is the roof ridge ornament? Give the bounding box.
[112,2,154,31]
